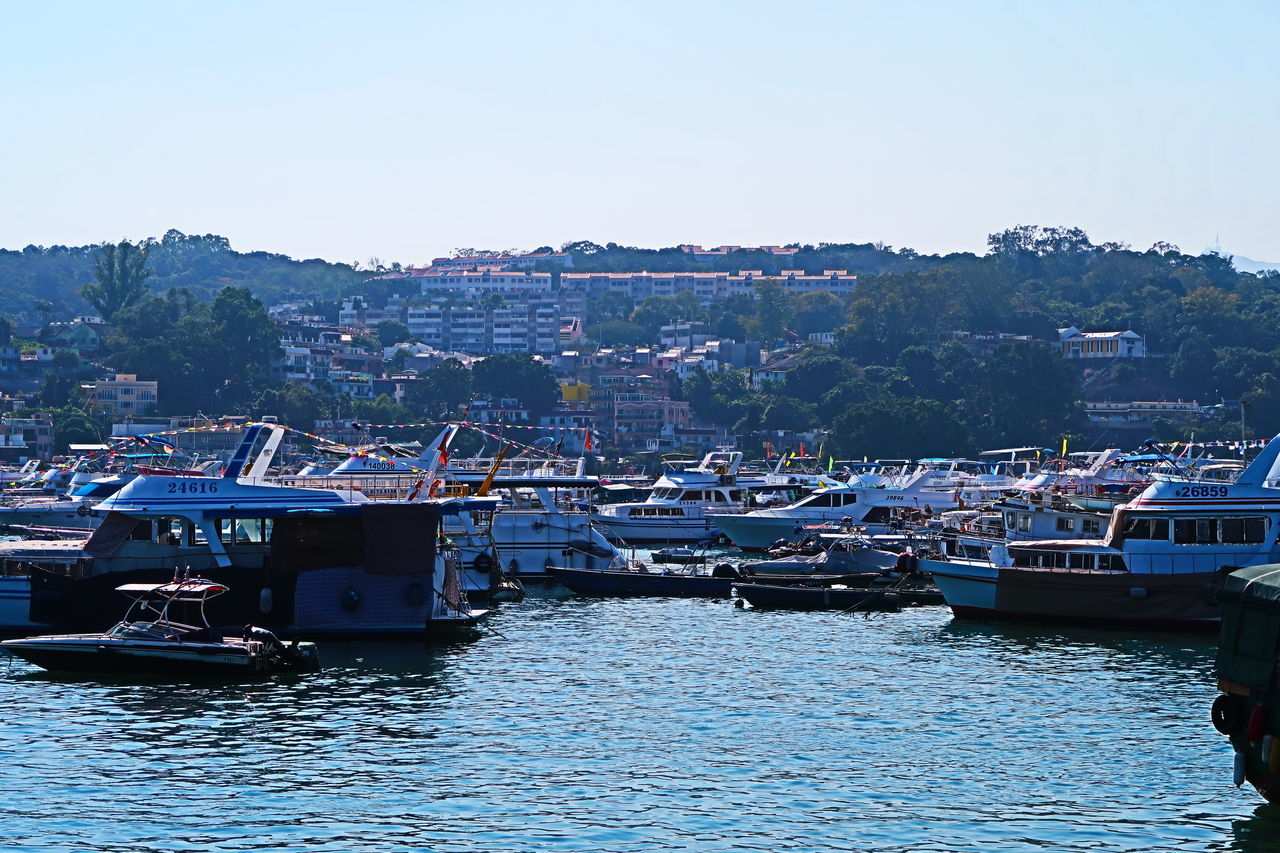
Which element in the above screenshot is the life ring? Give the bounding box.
[1212,694,1242,735]
[77,504,90,517]
[473,552,496,573]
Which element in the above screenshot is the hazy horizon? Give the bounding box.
[3,1,1276,268]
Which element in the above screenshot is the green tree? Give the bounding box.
[50,349,81,373]
[962,343,1085,447]
[748,278,795,343]
[209,287,281,407]
[405,358,474,418]
[472,353,560,415]
[375,319,412,348]
[479,292,507,311]
[48,407,104,452]
[589,290,635,323]
[253,384,330,428]
[585,320,648,347]
[830,396,972,459]
[790,291,844,336]
[784,351,853,402]
[82,239,152,320]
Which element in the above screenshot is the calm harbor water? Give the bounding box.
[2,594,1277,852]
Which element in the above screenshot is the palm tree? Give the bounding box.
[82,239,152,321]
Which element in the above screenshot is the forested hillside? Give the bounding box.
[0,230,365,319]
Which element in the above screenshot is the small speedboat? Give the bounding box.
[732,580,944,611]
[1,577,320,675]
[548,564,737,598]
[651,547,706,565]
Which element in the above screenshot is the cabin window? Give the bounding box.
[218,517,273,545]
[1083,519,1101,535]
[1067,552,1091,569]
[1016,514,1032,533]
[1056,518,1075,533]
[806,494,835,508]
[1124,517,1169,540]
[1096,554,1126,571]
[1173,518,1217,545]
[729,490,745,502]
[157,517,184,546]
[860,506,895,524]
[1219,517,1267,545]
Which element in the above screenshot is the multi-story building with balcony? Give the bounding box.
[83,374,159,416]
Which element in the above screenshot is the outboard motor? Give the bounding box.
[711,562,742,580]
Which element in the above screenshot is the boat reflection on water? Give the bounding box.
[935,617,1216,681]
[319,638,481,676]
[1231,805,1280,853]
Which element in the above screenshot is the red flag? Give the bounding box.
[799,441,806,457]
[584,430,593,452]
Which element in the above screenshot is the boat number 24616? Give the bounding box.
[166,481,219,494]
[1172,485,1228,498]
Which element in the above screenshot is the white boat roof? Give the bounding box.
[116,580,229,597]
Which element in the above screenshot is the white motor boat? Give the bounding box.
[591,451,755,543]
[710,459,1016,551]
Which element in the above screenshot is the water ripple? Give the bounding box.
[0,598,1267,851]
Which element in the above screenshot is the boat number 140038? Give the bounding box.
[166,481,219,494]
[1172,485,1228,498]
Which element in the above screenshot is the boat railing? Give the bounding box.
[1004,547,1267,576]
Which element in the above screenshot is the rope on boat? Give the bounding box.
[838,572,915,619]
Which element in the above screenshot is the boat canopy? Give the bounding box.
[1217,564,1280,690]
[115,580,229,600]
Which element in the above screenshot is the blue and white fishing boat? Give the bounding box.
[923,433,1280,628]
[0,424,489,636]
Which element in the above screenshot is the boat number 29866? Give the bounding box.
[1172,485,1228,498]
[166,482,219,494]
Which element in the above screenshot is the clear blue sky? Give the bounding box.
[2,0,1277,266]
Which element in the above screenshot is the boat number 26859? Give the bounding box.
[1172,485,1228,498]
[166,481,219,494]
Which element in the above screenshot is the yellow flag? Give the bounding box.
[1061,438,1068,456]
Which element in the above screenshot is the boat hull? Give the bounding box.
[589,513,719,543]
[733,582,939,610]
[709,513,830,551]
[1,637,260,674]
[548,566,732,598]
[925,559,1222,629]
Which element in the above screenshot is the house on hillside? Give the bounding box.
[43,318,110,355]
[1058,327,1146,359]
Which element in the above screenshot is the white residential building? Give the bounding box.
[560,269,856,306]
[1058,327,1146,359]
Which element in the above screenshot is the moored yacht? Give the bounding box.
[280,424,621,580]
[710,459,1015,551]
[923,433,1280,628]
[590,450,755,543]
